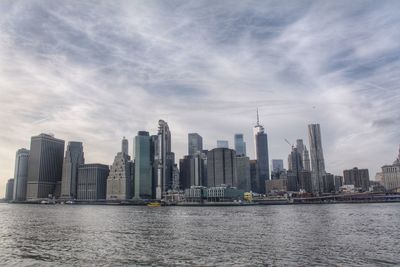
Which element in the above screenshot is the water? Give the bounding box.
[0,203,399,266]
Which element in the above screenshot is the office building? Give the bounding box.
[236,156,251,192]
[296,139,305,159]
[5,179,14,201]
[322,173,335,193]
[134,131,153,199]
[286,171,299,191]
[234,134,246,156]
[207,148,237,187]
[381,146,400,191]
[26,134,65,200]
[271,159,284,180]
[12,148,30,201]
[249,160,258,192]
[107,152,133,200]
[156,120,174,199]
[60,142,84,199]
[266,179,287,195]
[334,176,343,192]
[343,167,370,192]
[77,164,109,200]
[303,146,311,171]
[188,133,203,155]
[121,136,129,156]
[217,140,229,149]
[253,110,270,194]
[179,153,207,190]
[308,124,326,193]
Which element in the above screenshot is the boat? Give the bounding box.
[147,202,161,207]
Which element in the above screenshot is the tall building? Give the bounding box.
[381,146,400,191]
[77,164,109,200]
[303,146,311,171]
[236,156,251,191]
[299,170,312,193]
[121,136,129,156]
[188,133,203,155]
[207,148,237,187]
[234,134,246,156]
[254,110,270,194]
[288,147,303,189]
[26,134,65,200]
[5,179,14,201]
[322,173,335,193]
[106,152,133,200]
[156,120,174,199]
[60,142,84,199]
[343,167,370,192]
[308,124,326,193]
[179,153,207,190]
[217,140,229,149]
[296,139,305,158]
[134,131,153,199]
[12,148,30,201]
[272,159,284,173]
[249,160,258,192]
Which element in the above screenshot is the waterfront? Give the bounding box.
[0,203,399,266]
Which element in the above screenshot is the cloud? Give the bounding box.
[1,0,399,196]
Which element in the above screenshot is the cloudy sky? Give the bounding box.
[1,0,399,196]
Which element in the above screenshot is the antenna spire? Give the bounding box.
[256,108,260,125]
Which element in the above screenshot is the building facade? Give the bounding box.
[302,146,311,172]
[5,179,14,201]
[134,131,153,199]
[26,134,65,200]
[77,164,109,200]
[106,152,133,200]
[207,148,237,187]
[322,173,335,193]
[12,148,30,201]
[381,147,400,191]
[217,140,229,149]
[179,153,207,190]
[121,136,129,156]
[236,156,251,192]
[60,141,84,199]
[188,133,203,155]
[234,134,246,156]
[308,124,326,193]
[343,167,370,192]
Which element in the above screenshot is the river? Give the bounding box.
[0,203,399,266]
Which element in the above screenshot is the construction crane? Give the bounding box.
[284,138,294,149]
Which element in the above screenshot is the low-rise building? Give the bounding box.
[266,179,287,195]
[207,185,244,202]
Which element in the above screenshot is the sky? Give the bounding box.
[1,0,399,197]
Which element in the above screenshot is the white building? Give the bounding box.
[381,146,400,191]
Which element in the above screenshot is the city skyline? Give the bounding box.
[1,1,400,196]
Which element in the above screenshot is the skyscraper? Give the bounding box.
[272,159,284,173]
[121,136,129,156]
[207,148,237,187]
[134,131,153,199]
[12,148,30,201]
[5,179,14,201]
[217,140,229,148]
[156,120,174,199]
[26,134,65,200]
[296,139,305,159]
[188,133,203,155]
[236,156,251,191]
[77,164,109,200]
[106,152,133,200]
[234,134,246,156]
[303,146,311,171]
[343,167,370,192]
[60,142,84,199]
[288,146,303,188]
[308,124,326,193]
[253,109,269,194]
[179,153,207,190]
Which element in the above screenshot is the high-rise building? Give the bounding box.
[188,133,203,155]
[272,159,284,173]
[217,140,229,149]
[207,148,237,187]
[381,146,400,191]
[254,110,270,194]
[172,164,180,191]
[134,131,153,199]
[5,179,14,201]
[234,134,246,156]
[107,152,133,200]
[334,175,343,192]
[296,139,305,158]
[60,142,84,199]
[303,146,311,171]
[179,153,207,190]
[26,134,65,200]
[249,160,259,192]
[236,156,251,191]
[156,120,174,199]
[288,147,303,189]
[308,124,326,193]
[122,136,129,156]
[77,164,109,200]
[322,173,335,193]
[343,167,370,192]
[12,148,29,201]
[299,170,312,193]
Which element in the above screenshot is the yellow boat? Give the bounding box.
[147,202,161,207]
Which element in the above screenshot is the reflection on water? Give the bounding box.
[0,203,399,266]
